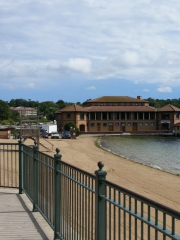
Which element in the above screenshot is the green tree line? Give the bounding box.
[145,98,180,108]
[1,97,180,123]
[0,99,82,123]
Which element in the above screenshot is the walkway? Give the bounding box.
[0,188,54,240]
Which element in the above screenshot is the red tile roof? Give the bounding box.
[56,104,155,112]
[83,96,148,103]
[158,104,180,112]
[55,104,86,113]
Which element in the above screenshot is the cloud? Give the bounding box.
[142,89,149,92]
[1,0,180,95]
[157,87,172,93]
[23,83,36,89]
[86,86,96,90]
[62,58,92,74]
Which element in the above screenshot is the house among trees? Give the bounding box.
[55,96,180,134]
[10,106,37,117]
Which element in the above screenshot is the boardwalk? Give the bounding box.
[0,188,54,240]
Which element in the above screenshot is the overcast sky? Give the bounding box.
[1,0,180,103]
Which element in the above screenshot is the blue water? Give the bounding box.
[99,136,180,175]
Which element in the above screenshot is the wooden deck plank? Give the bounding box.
[0,188,54,240]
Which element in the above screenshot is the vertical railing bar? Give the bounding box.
[73,169,76,240]
[119,191,121,240]
[148,205,151,240]
[85,175,88,240]
[71,168,74,239]
[10,145,12,187]
[163,213,166,240]
[141,202,144,240]
[124,193,126,240]
[129,196,131,240]
[45,156,47,220]
[95,162,107,240]
[172,217,175,235]
[81,173,83,240]
[67,165,69,239]
[7,145,9,186]
[135,199,137,240]
[15,144,17,187]
[54,148,61,240]
[77,171,79,240]
[48,159,50,221]
[155,209,158,240]
[40,155,42,212]
[91,178,93,240]
[88,177,90,240]
[114,189,116,240]
[109,187,111,240]
[68,165,70,239]
[33,142,38,212]
[3,144,5,186]
[61,162,64,238]
[65,164,67,238]
[19,139,23,194]
[75,170,77,240]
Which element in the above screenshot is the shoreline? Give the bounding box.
[1,137,180,212]
[96,136,180,177]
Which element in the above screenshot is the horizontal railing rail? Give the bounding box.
[1,140,180,240]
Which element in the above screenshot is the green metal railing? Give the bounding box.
[0,140,180,240]
[100,178,180,240]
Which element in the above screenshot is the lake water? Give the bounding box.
[99,136,180,175]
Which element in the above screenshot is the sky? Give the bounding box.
[1,0,180,103]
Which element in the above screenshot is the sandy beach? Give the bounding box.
[1,136,180,212]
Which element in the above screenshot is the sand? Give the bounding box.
[1,136,180,212]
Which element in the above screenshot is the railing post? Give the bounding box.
[18,137,23,194]
[95,161,107,240]
[54,148,62,240]
[33,141,38,212]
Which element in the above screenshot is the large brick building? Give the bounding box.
[55,96,180,134]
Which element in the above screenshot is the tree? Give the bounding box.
[56,100,67,109]
[10,109,20,122]
[38,101,59,120]
[76,102,82,106]
[0,100,11,120]
[64,121,80,136]
[56,100,74,109]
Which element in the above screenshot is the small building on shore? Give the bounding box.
[55,96,180,134]
[0,129,11,139]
